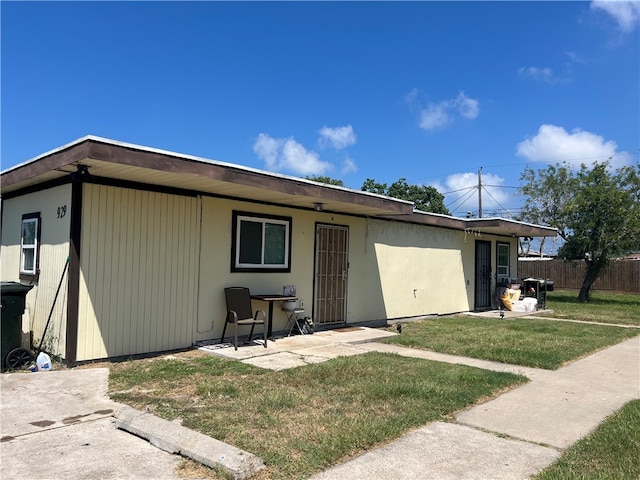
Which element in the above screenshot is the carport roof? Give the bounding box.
[1,135,557,238]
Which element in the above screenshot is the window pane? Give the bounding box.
[239,220,262,264]
[497,244,509,277]
[264,223,285,265]
[22,248,35,272]
[22,220,37,245]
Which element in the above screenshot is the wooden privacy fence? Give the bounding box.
[518,259,640,293]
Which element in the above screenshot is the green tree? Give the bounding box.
[519,161,640,302]
[305,175,345,186]
[361,178,450,215]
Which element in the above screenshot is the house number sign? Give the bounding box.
[57,205,67,219]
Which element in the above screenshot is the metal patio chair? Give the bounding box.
[221,287,267,350]
[282,301,306,336]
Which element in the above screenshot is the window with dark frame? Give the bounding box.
[21,212,41,276]
[231,211,292,272]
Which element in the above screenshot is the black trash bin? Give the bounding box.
[1,282,34,371]
[522,278,553,310]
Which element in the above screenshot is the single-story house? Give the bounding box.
[0,136,557,364]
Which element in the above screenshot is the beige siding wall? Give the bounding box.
[77,184,199,361]
[0,185,72,356]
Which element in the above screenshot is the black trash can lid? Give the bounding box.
[1,282,35,294]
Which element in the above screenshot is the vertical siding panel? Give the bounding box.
[154,192,165,352]
[184,197,199,344]
[185,197,197,345]
[112,188,123,356]
[145,190,157,355]
[89,185,103,358]
[115,189,131,356]
[78,186,89,360]
[162,194,173,350]
[105,187,118,357]
[76,185,199,360]
[171,197,183,347]
[77,186,91,360]
[122,189,135,355]
[97,186,111,358]
[155,193,167,351]
[186,197,197,345]
[129,189,142,355]
[168,195,179,349]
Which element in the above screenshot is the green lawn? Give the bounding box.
[543,290,640,326]
[108,292,639,479]
[382,316,639,369]
[535,400,640,480]
[109,352,525,480]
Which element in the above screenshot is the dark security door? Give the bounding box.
[314,224,349,325]
[475,240,492,310]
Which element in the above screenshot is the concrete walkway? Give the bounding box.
[203,326,640,479]
[312,335,640,480]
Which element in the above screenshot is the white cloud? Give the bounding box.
[518,66,563,84]
[318,125,357,149]
[565,51,589,65]
[444,172,511,216]
[253,133,333,176]
[252,133,281,169]
[404,87,420,107]
[418,91,480,131]
[341,156,358,175]
[420,103,451,130]
[455,92,479,119]
[516,124,632,169]
[591,0,640,32]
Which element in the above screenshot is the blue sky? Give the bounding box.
[2,1,638,218]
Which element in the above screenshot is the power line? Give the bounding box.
[441,185,477,195]
[446,187,478,214]
[481,185,514,217]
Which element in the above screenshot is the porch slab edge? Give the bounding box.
[115,405,265,480]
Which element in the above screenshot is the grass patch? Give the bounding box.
[535,400,640,480]
[383,317,639,369]
[542,290,640,326]
[109,351,525,480]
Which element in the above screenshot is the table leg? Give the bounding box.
[267,301,274,339]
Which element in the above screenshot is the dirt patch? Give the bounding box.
[334,327,364,333]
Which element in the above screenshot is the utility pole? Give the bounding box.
[478,167,483,218]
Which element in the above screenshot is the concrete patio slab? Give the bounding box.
[241,351,326,370]
[196,326,397,367]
